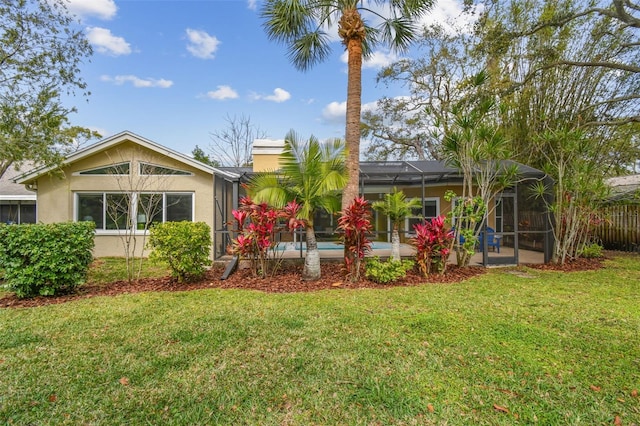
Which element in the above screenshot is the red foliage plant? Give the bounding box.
[230,196,303,278]
[410,215,454,276]
[336,196,373,282]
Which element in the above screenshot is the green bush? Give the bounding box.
[0,222,95,298]
[148,221,211,282]
[580,243,604,258]
[365,256,414,284]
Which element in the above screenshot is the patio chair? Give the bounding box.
[478,227,500,253]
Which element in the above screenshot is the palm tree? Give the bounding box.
[261,0,435,208]
[372,188,422,261]
[248,129,347,281]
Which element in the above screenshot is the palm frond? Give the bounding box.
[247,172,291,208]
[288,31,332,71]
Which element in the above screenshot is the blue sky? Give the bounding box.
[63,0,474,157]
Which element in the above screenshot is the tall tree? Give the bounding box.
[0,0,96,178]
[261,0,435,208]
[361,25,477,161]
[191,145,220,167]
[208,114,267,167]
[473,0,639,173]
[248,129,347,281]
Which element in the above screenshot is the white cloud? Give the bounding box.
[185,29,221,59]
[264,88,291,103]
[420,0,483,35]
[322,100,377,124]
[205,85,239,100]
[65,0,117,20]
[247,0,258,11]
[322,101,346,124]
[86,27,131,56]
[252,88,291,103]
[100,75,173,88]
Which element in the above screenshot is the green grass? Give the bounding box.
[1,255,639,425]
[87,257,171,285]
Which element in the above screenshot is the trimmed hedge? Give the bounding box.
[0,222,95,298]
[148,221,211,282]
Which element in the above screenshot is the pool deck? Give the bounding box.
[254,243,545,266]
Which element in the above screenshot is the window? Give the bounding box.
[76,192,193,231]
[139,163,191,176]
[77,162,130,175]
[0,200,36,224]
[405,198,440,236]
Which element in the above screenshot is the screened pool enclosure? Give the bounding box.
[213,160,553,266]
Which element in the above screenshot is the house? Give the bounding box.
[14,131,553,265]
[605,174,640,203]
[15,131,219,258]
[0,163,37,224]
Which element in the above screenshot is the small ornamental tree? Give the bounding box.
[371,188,422,261]
[230,196,302,278]
[336,197,373,282]
[445,190,487,267]
[410,215,454,276]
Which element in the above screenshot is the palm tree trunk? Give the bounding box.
[341,31,363,209]
[303,226,321,281]
[391,227,401,262]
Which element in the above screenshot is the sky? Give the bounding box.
[62,0,476,158]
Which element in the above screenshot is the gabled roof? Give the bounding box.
[15,130,234,184]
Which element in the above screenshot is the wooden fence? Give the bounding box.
[594,205,640,252]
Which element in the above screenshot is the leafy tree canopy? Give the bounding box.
[0,0,97,178]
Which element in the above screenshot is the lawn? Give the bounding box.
[1,255,638,425]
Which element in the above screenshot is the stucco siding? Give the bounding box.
[30,139,215,258]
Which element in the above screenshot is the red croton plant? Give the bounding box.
[336,196,373,282]
[230,196,303,278]
[410,215,454,276]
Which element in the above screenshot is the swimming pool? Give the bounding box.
[280,241,394,251]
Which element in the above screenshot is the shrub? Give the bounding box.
[148,221,212,282]
[336,197,373,282]
[230,197,302,278]
[410,215,454,276]
[0,222,95,298]
[365,256,414,284]
[579,243,604,259]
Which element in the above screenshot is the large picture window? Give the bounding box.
[76,192,193,231]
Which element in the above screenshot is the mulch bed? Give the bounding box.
[0,256,605,309]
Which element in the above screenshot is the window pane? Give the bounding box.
[105,194,130,230]
[407,218,422,233]
[0,201,19,224]
[424,200,437,219]
[78,194,104,229]
[79,162,130,175]
[140,163,191,176]
[138,193,163,228]
[166,194,192,221]
[20,201,36,224]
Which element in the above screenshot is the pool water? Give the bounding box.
[281,241,393,251]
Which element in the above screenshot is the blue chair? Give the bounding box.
[478,227,500,253]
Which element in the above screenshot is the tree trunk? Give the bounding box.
[341,27,363,209]
[390,227,401,262]
[303,226,321,281]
